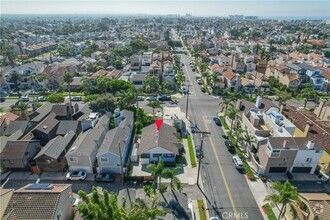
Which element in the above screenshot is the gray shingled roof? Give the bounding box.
[299,63,317,71]
[97,127,129,156]
[56,120,80,136]
[34,131,75,160]
[137,123,180,155]
[3,121,32,137]
[30,102,53,123]
[118,110,134,129]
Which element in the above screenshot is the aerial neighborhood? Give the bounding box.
[0,9,330,220]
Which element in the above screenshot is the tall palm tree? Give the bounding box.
[299,84,318,109]
[64,71,73,119]
[145,76,159,94]
[161,167,182,191]
[243,130,256,152]
[277,91,292,113]
[225,107,240,135]
[220,98,234,112]
[147,100,161,118]
[15,101,29,120]
[10,71,22,98]
[264,181,299,220]
[175,71,185,87]
[147,159,165,189]
[29,73,41,102]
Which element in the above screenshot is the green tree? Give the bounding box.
[299,83,318,109]
[277,91,292,113]
[80,77,94,95]
[0,107,4,115]
[225,107,240,135]
[109,79,133,93]
[130,38,148,53]
[96,76,110,94]
[14,101,29,120]
[175,71,185,87]
[90,94,116,112]
[9,71,22,98]
[117,89,136,110]
[113,59,124,70]
[147,100,161,117]
[46,93,65,104]
[147,159,165,189]
[162,167,183,191]
[77,187,165,220]
[264,181,299,220]
[144,76,159,94]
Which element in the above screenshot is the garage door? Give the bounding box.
[269,167,287,173]
[292,167,312,173]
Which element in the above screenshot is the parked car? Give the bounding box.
[71,96,82,101]
[72,198,81,207]
[195,145,203,158]
[201,87,206,93]
[0,97,5,102]
[197,79,202,85]
[169,100,178,105]
[222,135,229,139]
[95,173,116,183]
[146,96,157,101]
[66,170,87,181]
[182,87,188,94]
[286,171,293,180]
[213,117,221,126]
[232,155,244,170]
[191,125,196,133]
[38,96,46,102]
[158,95,171,101]
[137,96,145,101]
[225,140,235,152]
[21,96,29,102]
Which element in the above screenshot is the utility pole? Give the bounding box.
[195,131,211,185]
[185,84,191,118]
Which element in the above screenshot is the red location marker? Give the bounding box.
[155,119,163,131]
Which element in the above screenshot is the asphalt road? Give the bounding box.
[178,54,263,220]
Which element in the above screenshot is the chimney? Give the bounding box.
[303,121,313,137]
[306,140,315,150]
[283,140,290,149]
[255,96,262,108]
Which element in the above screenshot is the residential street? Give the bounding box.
[178,54,263,220]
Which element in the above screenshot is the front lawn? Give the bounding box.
[187,134,196,168]
[262,203,276,220]
[197,200,207,220]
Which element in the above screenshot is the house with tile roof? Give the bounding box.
[137,123,182,165]
[0,112,19,136]
[3,183,73,220]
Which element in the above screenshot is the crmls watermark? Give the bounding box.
[221,212,249,219]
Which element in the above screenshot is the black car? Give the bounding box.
[95,173,116,183]
[0,97,5,102]
[222,135,229,139]
[158,95,171,101]
[201,87,206,92]
[213,117,222,126]
[225,140,235,152]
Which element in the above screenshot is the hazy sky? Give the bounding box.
[1,0,330,17]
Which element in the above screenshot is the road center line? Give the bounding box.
[202,116,239,219]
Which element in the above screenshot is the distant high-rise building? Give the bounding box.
[229,15,244,20]
[245,16,258,20]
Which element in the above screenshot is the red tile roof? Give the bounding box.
[0,112,19,126]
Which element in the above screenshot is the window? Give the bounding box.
[9,160,14,164]
[141,154,150,158]
[306,158,312,163]
[163,154,174,158]
[271,150,280,158]
[153,154,162,158]
[100,157,108,163]
[69,157,78,162]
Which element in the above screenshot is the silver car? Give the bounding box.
[232,155,244,170]
[66,171,87,181]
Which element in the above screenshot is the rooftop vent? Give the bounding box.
[306,140,315,150]
[43,125,48,130]
[283,140,290,149]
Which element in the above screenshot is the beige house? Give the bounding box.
[0,189,13,219]
[285,193,330,220]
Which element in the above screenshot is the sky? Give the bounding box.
[1,0,330,18]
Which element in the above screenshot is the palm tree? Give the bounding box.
[10,71,22,98]
[264,181,299,220]
[147,159,165,189]
[145,76,159,94]
[225,107,240,135]
[277,91,292,113]
[15,101,29,120]
[147,100,161,117]
[161,167,182,191]
[220,98,234,112]
[64,71,73,119]
[192,49,200,62]
[96,76,110,94]
[299,84,318,109]
[175,71,185,87]
[117,89,136,110]
[243,130,256,152]
[29,73,42,102]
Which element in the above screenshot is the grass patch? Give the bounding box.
[262,203,276,220]
[62,92,85,96]
[178,137,183,142]
[219,116,229,130]
[176,155,187,164]
[5,97,19,100]
[187,134,196,168]
[197,200,207,220]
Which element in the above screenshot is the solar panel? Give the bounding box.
[25,183,54,190]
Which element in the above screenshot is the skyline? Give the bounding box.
[1,1,330,18]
